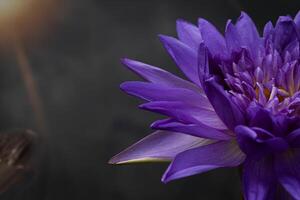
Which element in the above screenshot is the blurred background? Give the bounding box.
[0,0,299,199]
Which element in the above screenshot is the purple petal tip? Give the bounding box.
[120,57,129,64]
[158,34,172,43]
[119,82,129,92]
[197,18,207,26]
[120,58,134,69]
[176,18,194,28]
[176,18,186,24]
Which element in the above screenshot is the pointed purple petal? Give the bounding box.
[235,12,263,64]
[120,81,211,109]
[275,150,300,200]
[121,58,200,92]
[225,20,241,54]
[274,16,299,53]
[263,21,274,39]
[235,12,261,45]
[159,35,200,85]
[198,18,228,59]
[176,19,202,51]
[151,118,232,140]
[242,157,276,200]
[140,101,227,129]
[109,131,212,164]
[162,141,245,183]
[204,77,245,130]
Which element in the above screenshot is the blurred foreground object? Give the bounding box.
[0,0,64,195]
[0,0,65,134]
[14,41,47,134]
[0,129,36,193]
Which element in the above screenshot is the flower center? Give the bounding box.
[222,58,300,116]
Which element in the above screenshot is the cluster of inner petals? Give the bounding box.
[222,46,300,116]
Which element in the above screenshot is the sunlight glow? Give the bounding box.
[0,0,62,44]
[0,0,28,20]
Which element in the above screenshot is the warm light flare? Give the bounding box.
[0,0,64,44]
[0,0,28,20]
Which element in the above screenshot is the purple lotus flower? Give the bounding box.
[110,11,300,199]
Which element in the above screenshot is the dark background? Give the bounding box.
[0,0,299,199]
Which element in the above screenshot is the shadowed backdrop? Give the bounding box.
[0,0,299,199]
